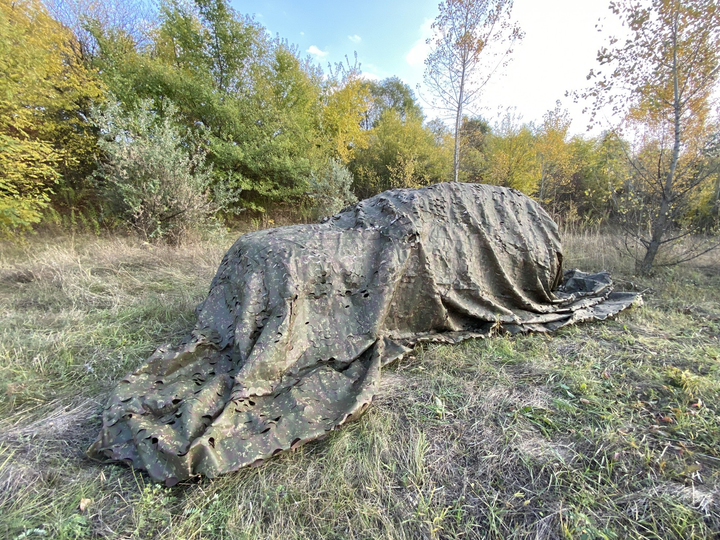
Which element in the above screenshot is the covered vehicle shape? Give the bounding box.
[88,182,638,485]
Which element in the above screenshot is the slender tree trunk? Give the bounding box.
[712,173,720,223]
[453,63,467,183]
[640,12,681,274]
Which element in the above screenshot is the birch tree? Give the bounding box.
[585,0,720,273]
[422,0,522,182]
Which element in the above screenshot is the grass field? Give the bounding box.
[1,230,719,539]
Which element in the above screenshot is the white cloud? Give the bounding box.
[348,34,362,44]
[405,19,433,67]
[361,71,381,81]
[307,45,328,57]
[300,31,305,36]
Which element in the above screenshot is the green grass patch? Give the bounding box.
[1,233,719,539]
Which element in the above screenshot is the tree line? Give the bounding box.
[1,0,718,271]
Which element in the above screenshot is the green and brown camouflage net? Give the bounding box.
[88,183,639,485]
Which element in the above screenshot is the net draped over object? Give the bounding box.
[88,183,639,485]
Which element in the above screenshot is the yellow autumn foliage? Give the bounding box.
[0,0,104,233]
[320,76,370,164]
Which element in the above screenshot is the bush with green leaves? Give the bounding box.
[306,159,357,218]
[92,100,227,243]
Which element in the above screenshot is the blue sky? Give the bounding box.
[231,0,625,135]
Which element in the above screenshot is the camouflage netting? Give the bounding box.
[88,183,639,485]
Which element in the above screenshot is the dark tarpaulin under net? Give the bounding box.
[88,182,639,485]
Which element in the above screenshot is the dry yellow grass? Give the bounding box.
[1,230,719,539]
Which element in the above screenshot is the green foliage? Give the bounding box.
[361,76,424,129]
[88,0,327,212]
[457,116,490,182]
[0,0,103,234]
[92,99,224,243]
[306,159,357,219]
[44,0,156,59]
[351,110,451,199]
[133,483,175,533]
[455,108,633,228]
[568,133,629,222]
[688,166,720,231]
[5,0,714,257]
[0,135,58,232]
[351,76,450,198]
[483,111,539,194]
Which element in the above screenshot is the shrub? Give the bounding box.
[306,159,357,218]
[91,99,227,243]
